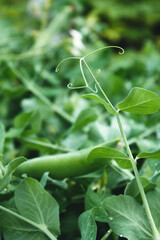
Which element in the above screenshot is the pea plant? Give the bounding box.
[0,46,160,240]
[56,46,160,240]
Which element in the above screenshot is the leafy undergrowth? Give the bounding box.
[0,1,160,240]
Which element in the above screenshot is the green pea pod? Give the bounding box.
[14,139,119,179]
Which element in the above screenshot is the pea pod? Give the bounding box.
[15,139,119,179]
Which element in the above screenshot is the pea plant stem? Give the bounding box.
[116,113,160,240]
[82,59,116,113]
[82,58,160,239]
[101,229,112,240]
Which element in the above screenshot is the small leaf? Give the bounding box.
[40,171,49,187]
[88,147,132,169]
[103,195,152,240]
[85,187,110,211]
[124,177,156,203]
[92,207,108,223]
[78,210,97,240]
[15,178,60,237]
[82,93,116,115]
[14,111,33,128]
[136,150,160,160]
[78,205,108,240]
[118,87,160,114]
[72,108,98,131]
[0,157,27,192]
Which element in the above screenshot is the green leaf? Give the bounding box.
[82,93,116,115]
[72,108,98,131]
[92,207,108,223]
[15,178,60,237]
[124,177,156,203]
[147,188,160,231]
[6,128,24,138]
[14,111,33,128]
[0,157,27,192]
[118,87,160,114]
[40,172,49,188]
[136,150,160,160]
[14,109,41,136]
[103,195,152,240]
[85,187,110,210]
[78,210,97,240]
[0,122,5,153]
[0,207,47,240]
[78,204,108,240]
[88,147,132,169]
[3,230,48,240]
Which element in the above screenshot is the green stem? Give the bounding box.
[82,59,116,113]
[22,137,72,152]
[101,229,112,240]
[116,113,160,240]
[0,205,57,240]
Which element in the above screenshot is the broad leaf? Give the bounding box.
[0,207,47,240]
[118,87,160,114]
[0,157,27,192]
[88,147,132,169]
[147,188,160,232]
[15,178,60,237]
[124,177,156,203]
[136,150,160,160]
[82,93,116,115]
[103,195,152,240]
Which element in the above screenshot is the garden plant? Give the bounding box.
[0,45,160,240]
[0,1,160,240]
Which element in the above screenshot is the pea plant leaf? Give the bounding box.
[103,195,152,240]
[124,177,156,203]
[7,109,41,138]
[0,178,60,239]
[118,87,160,114]
[14,178,60,238]
[0,207,48,240]
[72,108,98,131]
[146,188,160,231]
[87,147,132,169]
[78,206,108,240]
[78,209,97,240]
[0,157,27,192]
[82,93,116,115]
[85,186,110,211]
[136,149,160,160]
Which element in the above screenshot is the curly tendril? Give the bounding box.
[67,83,88,90]
[55,57,81,72]
[55,46,124,93]
[83,46,124,59]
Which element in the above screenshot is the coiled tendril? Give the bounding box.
[56,46,124,94]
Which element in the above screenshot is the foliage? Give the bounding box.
[0,0,160,240]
